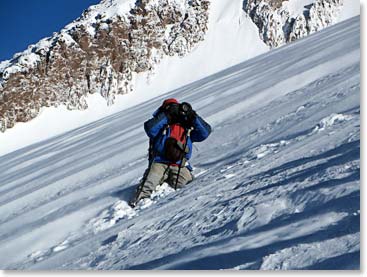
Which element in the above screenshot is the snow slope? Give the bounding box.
[0,16,360,269]
[0,0,359,157]
[338,0,360,21]
[0,0,268,157]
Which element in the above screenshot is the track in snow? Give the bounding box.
[0,16,360,270]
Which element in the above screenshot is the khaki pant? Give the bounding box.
[133,162,193,201]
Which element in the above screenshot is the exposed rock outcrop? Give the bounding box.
[0,0,209,132]
[244,0,344,48]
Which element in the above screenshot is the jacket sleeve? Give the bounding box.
[144,111,169,139]
[190,114,212,142]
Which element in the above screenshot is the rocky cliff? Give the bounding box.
[244,0,344,48]
[0,0,209,132]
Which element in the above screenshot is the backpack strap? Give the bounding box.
[180,128,187,141]
[162,124,169,136]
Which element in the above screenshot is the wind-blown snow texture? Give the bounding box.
[0,16,360,269]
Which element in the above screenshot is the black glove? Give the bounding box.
[164,103,180,123]
[179,102,196,127]
[185,109,197,127]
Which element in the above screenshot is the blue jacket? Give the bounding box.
[144,109,211,169]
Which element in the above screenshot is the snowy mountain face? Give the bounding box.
[0,0,209,132]
[244,0,351,48]
[0,0,358,137]
[0,16,359,269]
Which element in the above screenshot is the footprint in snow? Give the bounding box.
[88,183,175,233]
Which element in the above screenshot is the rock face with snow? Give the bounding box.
[244,0,344,48]
[0,0,209,132]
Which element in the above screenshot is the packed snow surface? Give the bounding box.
[0,16,360,269]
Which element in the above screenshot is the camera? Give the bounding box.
[179,102,192,115]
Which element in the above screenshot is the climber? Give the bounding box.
[129,98,212,208]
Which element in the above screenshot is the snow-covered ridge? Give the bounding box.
[244,0,349,47]
[0,0,209,132]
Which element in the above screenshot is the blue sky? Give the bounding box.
[0,0,100,61]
